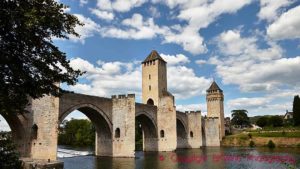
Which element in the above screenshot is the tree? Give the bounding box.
[256,116,268,127]
[58,119,95,147]
[0,134,21,169]
[1,0,84,115]
[231,109,251,127]
[268,116,283,127]
[293,95,300,126]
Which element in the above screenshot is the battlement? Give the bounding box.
[182,110,201,114]
[204,117,219,120]
[111,94,135,99]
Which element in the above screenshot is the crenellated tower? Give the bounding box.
[142,50,169,106]
[206,81,225,140]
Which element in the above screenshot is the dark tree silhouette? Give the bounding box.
[231,109,251,127]
[293,95,300,126]
[256,116,268,127]
[0,0,84,115]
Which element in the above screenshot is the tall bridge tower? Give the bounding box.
[142,50,169,106]
[141,50,176,151]
[206,81,225,140]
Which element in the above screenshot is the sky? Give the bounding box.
[2,0,300,131]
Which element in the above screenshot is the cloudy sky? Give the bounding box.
[2,0,300,131]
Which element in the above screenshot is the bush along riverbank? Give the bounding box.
[222,132,300,147]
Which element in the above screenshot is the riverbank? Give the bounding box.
[222,132,300,147]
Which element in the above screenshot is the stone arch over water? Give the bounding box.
[59,103,112,156]
[135,112,158,151]
[176,118,188,148]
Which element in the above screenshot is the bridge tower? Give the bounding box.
[206,81,225,141]
[141,50,176,151]
[142,50,168,106]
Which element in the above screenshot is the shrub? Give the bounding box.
[267,140,275,149]
[249,140,255,147]
[282,131,286,136]
[248,133,252,139]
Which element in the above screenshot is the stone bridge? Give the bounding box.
[2,92,203,161]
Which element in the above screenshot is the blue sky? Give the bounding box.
[2,0,300,131]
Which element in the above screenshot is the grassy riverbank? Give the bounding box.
[222,131,300,147]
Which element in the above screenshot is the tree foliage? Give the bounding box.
[268,116,283,127]
[58,119,95,147]
[1,0,84,115]
[256,116,268,127]
[231,109,251,127]
[293,95,300,126]
[0,133,21,169]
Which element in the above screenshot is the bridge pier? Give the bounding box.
[111,94,135,157]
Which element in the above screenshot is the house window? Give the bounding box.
[115,128,120,138]
[160,130,165,138]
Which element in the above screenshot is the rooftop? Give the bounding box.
[207,81,223,92]
[142,50,166,63]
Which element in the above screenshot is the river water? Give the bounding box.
[58,146,300,169]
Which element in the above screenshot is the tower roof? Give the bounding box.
[142,50,166,63]
[207,81,223,92]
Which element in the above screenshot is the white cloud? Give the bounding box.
[257,0,294,22]
[160,53,190,65]
[68,52,210,100]
[149,6,161,18]
[167,66,211,99]
[195,59,206,65]
[95,0,147,12]
[90,8,114,21]
[158,0,253,54]
[80,0,88,6]
[208,29,300,93]
[267,5,300,40]
[69,58,142,97]
[100,13,168,40]
[90,1,253,55]
[68,14,101,43]
[228,97,271,110]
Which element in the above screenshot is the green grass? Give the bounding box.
[226,133,248,139]
[251,131,300,138]
[246,126,300,132]
[226,131,300,138]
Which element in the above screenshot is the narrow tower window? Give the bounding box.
[149,74,151,79]
[190,131,193,138]
[149,85,151,91]
[160,130,165,138]
[115,128,120,138]
[147,99,154,105]
[31,124,38,139]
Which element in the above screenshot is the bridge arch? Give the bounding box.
[176,118,188,148]
[0,113,29,156]
[135,111,158,151]
[59,103,112,156]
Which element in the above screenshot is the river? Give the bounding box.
[58,146,300,169]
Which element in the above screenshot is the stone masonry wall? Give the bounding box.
[112,94,135,157]
[30,95,59,160]
[157,95,177,151]
[204,117,220,146]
